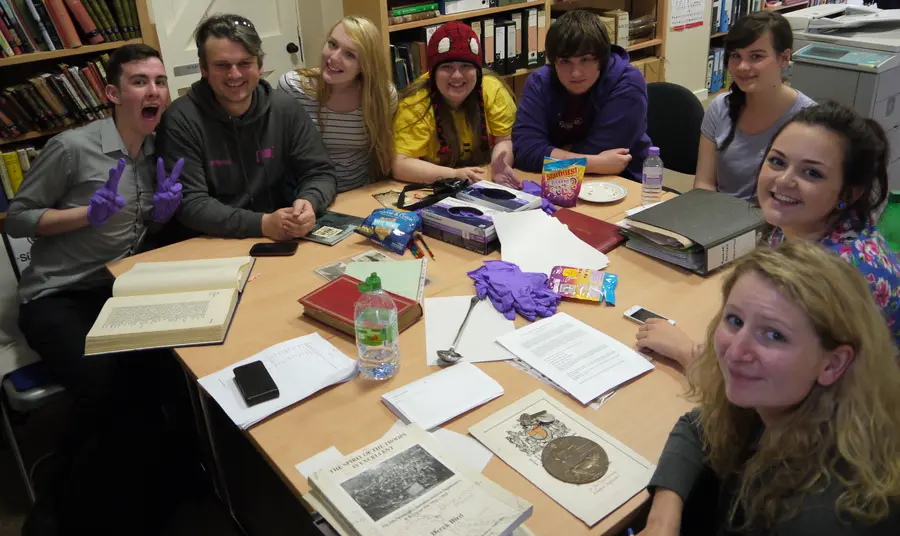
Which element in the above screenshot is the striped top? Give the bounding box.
[278,71,398,193]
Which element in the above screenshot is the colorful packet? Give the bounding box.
[354,208,421,255]
[541,157,587,208]
[547,266,605,302]
[602,273,619,305]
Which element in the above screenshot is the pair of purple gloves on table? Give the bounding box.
[88,157,184,226]
[521,180,557,216]
[468,261,562,321]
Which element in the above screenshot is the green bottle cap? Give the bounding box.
[358,273,382,293]
[890,190,900,203]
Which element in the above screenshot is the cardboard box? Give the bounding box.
[603,9,629,48]
[420,198,500,255]
[644,57,662,83]
[597,16,616,43]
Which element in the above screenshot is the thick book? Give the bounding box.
[44,0,81,48]
[297,274,423,337]
[552,207,626,253]
[84,256,256,355]
[63,0,103,43]
[301,210,364,246]
[625,188,765,274]
[308,423,533,536]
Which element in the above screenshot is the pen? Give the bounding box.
[409,240,423,259]
[417,234,436,261]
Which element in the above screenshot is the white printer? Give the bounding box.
[786,5,900,188]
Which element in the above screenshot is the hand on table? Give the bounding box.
[87,158,126,226]
[152,157,184,223]
[454,166,485,184]
[635,318,696,368]
[490,150,521,189]
[598,148,632,175]
[262,208,298,241]
[284,199,317,238]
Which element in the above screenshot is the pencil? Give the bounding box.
[409,240,423,259]
[417,234,436,260]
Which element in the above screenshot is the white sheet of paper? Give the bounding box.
[379,420,493,473]
[492,210,609,275]
[425,296,516,365]
[381,362,504,431]
[496,313,654,405]
[295,446,344,478]
[198,333,357,429]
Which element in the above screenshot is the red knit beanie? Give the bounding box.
[426,21,482,73]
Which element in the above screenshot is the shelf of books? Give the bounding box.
[705,0,845,95]
[344,0,668,96]
[0,0,151,211]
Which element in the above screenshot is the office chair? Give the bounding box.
[646,82,706,177]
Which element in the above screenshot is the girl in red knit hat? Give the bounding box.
[392,21,519,187]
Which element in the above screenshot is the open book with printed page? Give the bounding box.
[84,257,256,356]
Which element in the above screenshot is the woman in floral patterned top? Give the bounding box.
[636,101,900,366]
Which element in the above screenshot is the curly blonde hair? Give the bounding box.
[296,16,394,177]
[688,239,900,529]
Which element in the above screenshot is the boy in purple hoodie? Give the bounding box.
[512,9,652,182]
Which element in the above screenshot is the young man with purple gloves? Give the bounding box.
[512,9,652,182]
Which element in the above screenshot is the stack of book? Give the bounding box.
[0,55,112,139]
[0,0,142,57]
[388,1,440,26]
[307,424,533,536]
[0,144,39,208]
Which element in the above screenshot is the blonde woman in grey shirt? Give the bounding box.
[694,12,815,202]
[278,16,397,193]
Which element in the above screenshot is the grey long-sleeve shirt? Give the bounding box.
[649,409,900,535]
[6,117,155,303]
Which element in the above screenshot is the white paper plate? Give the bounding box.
[578,181,627,203]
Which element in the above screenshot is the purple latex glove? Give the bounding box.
[522,180,558,215]
[468,261,561,321]
[87,158,126,226]
[152,157,184,223]
[491,150,522,189]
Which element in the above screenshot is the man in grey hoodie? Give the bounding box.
[157,14,337,242]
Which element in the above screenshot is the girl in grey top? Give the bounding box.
[695,12,815,201]
[278,16,397,193]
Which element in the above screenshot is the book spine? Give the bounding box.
[45,73,82,122]
[80,0,106,40]
[31,0,63,49]
[388,10,438,25]
[23,0,55,50]
[0,0,28,53]
[391,2,439,16]
[0,156,15,199]
[81,63,107,105]
[15,147,30,173]
[94,0,121,41]
[12,86,52,129]
[1,90,34,130]
[63,0,103,43]
[70,66,104,117]
[44,0,80,47]
[28,76,69,124]
[2,151,24,194]
[0,17,16,55]
[111,0,128,38]
[0,107,22,138]
[124,0,138,38]
[56,70,94,120]
[24,83,61,127]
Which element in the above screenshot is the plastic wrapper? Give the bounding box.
[354,208,421,255]
[541,157,587,208]
[548,266,605,302]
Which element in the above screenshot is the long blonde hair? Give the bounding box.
[397,70,515,167]
[296,16,394,177]
[689,240,900,529]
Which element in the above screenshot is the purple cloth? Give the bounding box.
[87,158,126,226]
[152,157,184,223]
[511,48,652,182]
[521,180,557,215]
[467,260,561,321]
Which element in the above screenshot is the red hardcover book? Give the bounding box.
[552,207,626,253]
[298,274,423,337]
[63,0,104,44]
[44,0,81,48]
[0,16,22,54]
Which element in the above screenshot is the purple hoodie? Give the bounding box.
[512,46,652,182]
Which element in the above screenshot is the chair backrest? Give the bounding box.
[0,234,38,379]
[646,82,705,176]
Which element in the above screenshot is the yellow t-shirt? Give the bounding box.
[393,75,516,164]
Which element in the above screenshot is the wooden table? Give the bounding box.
[110,175,721,535]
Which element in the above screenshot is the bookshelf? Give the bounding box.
[343,0,668,91]
[0,0,156,148]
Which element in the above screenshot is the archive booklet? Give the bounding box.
[84,256,255,355]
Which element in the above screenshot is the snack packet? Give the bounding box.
[602,273,619,305]
[547,266,605,302]
[354,209,421,255]
[541,157,587,208]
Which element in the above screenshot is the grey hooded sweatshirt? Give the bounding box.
[156,78,337,240]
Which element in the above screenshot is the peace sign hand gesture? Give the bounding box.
[87,158,127,226]
[152,157,184,223]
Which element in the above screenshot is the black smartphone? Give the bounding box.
[233,360,280,407]
[249,242,298,257]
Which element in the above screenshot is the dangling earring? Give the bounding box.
[838,201,847,210]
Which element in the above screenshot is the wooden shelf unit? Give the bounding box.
[343,0,668,84]
[0,0,157,148]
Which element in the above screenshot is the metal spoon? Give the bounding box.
[438,296,480,365]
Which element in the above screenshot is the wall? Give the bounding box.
[296,0,345,65]
[664,0,713,99]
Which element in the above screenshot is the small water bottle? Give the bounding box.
[878,190,900,252]
[642,146,664,206]
[354,273,400,380]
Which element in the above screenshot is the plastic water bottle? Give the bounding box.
[354,273,400,380]
[878,190,900,252]
[642,146,664,206]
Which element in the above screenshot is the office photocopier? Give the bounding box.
[786,5,900,187]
